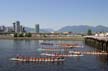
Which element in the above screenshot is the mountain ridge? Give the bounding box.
[57,25,108,33]
[24,25,108,33]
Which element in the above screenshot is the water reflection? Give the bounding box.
[97,55,108,64]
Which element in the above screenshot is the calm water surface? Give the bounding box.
[0,40,108,71]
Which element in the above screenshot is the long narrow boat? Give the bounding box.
[10,57,64,62]
[61,45,81,48]
[57,43,80,48]
[69,51,108,55]
[37,48,68,51]
[41,53,83,57]
[40,42,54,45]
[40,43,81,48]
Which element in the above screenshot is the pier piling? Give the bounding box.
[84,36,108,52]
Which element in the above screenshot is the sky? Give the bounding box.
[0,0,108,30]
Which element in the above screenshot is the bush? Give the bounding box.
[19,33,24,37]
[27,33,32,37]
[25,33,32,37]
[14,33,17,37]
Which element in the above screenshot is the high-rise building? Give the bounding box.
[22,27,26,32]
[0,26,6,32]
[16,21,20,33]
[13,22,16,32]
[13,21,22,33]
[20,25,23,32]
[35,24,39,33]
[7,27,13,32]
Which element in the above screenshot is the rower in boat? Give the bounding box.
[41,42,53,45]
[41,53,83,57]
[10,56,65,62]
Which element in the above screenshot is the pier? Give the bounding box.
[84,36,108,52]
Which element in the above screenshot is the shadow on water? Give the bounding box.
[84,40,108,64]
[97,55,108,64]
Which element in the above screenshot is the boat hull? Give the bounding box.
[10,58,64,62]
[41,53,83,57]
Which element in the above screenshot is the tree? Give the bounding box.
[27,33,32,37]
[25,33,32,37]
[14,33,17,37]
[19,33,24,37]
[87,29,92,35]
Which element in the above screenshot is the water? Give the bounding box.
[0,40,108,71]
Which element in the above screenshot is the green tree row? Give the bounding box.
[14,33,32,37]
[87,29,92,35]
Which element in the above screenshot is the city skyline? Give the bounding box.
[0,0,108,30]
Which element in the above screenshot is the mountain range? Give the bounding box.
[25,25,108,33]
[58,25,108,33]
[24,27,54,33]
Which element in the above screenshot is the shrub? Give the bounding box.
[27,33,32,37]
[19,33,24,37]
[25,33,32,37]
[14,33,17,37]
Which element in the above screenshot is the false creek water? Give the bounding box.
[0,40,108,71]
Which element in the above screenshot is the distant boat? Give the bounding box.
[37,48,68,51]
[41,53,83,57]
[40,43,81,48]
[40,42,54,45]
[69,51,108,55]
[57,43,81,48]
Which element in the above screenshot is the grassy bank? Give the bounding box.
[0,36,84,41]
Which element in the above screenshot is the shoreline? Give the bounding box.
[0,36,84,41]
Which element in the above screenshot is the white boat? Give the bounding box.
[69,51,108,55]
[37,48,66,51]
[41,53,83,57]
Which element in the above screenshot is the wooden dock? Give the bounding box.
[84,36,108,52]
